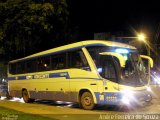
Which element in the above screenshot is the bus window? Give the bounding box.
[68,50,90,71]
[100,56,117,82]
[122,60,134,77]
[26,59,37,73]
[17,62,26,74]
[9,63,16,74]
[37,56,51,72]
[51,53,66,70]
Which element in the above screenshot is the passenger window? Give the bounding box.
[26,59,37,73]
[16,62,26,74]
[68,50,90,71]
[100,56,117,82]
[51,53,66,70]
[104,60,116,80]
[9,63,16,74]
[37,57,51,72]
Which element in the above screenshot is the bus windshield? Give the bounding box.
[87,46,147,87]
[119,52,147,86]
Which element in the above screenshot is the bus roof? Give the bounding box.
[9,40,136,63]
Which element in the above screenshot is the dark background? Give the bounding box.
[67,0,160,40]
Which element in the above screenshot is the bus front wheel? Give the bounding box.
[22,90,34,103]
[80,92,95,110]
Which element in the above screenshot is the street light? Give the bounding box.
[137,33,150,57]
[137,33,150,56]
[137,33,146,42]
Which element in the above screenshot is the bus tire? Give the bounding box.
[80,91,95,110]
[22,90,34,103]
[145,93,152,102]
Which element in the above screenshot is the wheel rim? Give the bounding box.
[84,96,92,106]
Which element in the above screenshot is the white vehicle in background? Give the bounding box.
[0,84,8,98]
[150,70,160,85]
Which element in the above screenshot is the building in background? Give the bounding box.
[94,32,146,56]
[94,32,143,46]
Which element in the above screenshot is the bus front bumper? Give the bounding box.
[94,91,152,106]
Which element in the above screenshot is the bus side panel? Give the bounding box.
[68,69,101,103]
[28,77,70,101]
[8,80,25,98]
[8,71,70,101]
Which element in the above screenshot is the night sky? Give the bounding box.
[67,0,160,39]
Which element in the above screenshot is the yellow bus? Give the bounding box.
[7,40,153,110]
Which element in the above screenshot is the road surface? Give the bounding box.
[0,85,160,120]
[0,96,160,120]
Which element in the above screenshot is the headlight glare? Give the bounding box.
[121,88,136,105]
[146,87,151,92]
[121,88,134,96]
[121,96,130,105]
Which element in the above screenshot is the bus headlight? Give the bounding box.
[121,96,130,105]
[146,87,151,92]
[121,88,134,97]
[121,88,135,105]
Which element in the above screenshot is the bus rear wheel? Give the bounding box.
[80,92,95,110]
[22,90,34,103]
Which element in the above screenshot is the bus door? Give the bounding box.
[140,55,154,85]
[99,55,120,92]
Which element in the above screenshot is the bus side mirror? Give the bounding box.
[140,55,154,68]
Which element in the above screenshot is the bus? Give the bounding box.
[7,40,153,110]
